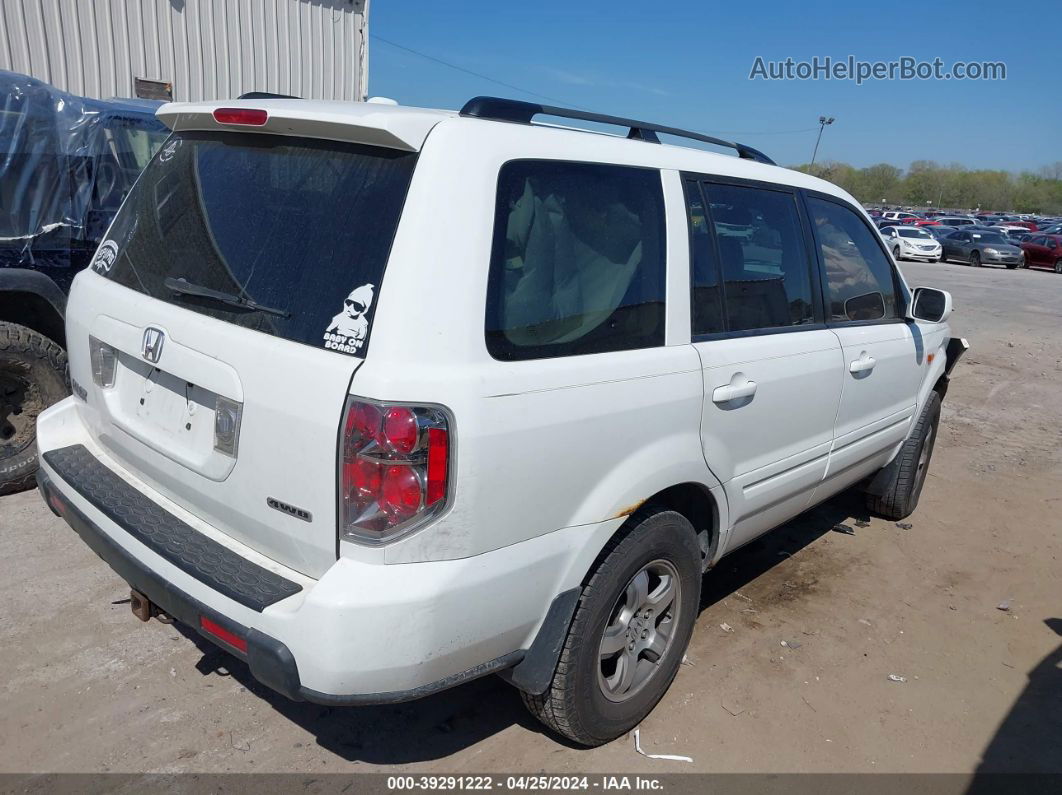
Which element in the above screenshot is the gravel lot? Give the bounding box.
[1,259,1060,774]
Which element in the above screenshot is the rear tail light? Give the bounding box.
[212,107,268,126]
[89,336,118,388]
[339,397,452,543]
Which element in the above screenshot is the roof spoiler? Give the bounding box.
[237,91,300,100]
[459,96,775,165]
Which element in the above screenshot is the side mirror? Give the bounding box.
[909,287,952,323]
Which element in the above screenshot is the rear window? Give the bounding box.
[94,130,416,356]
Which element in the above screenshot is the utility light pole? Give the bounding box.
[811,116,835,167]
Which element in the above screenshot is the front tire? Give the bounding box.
[1055,258,1062,274]
[970,251,981,267]
[0,322,68,495]
[866,392,941,520]
[892,246,903,261]
[521,509,701,746]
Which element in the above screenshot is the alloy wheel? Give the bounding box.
[597,560,681,703]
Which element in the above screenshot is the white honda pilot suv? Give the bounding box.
[36,96,966,746]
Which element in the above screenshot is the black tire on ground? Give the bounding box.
[892,246,902,261]
[866,391,941,520]
[520,509,702,747]
[0,322,68,495]
[1055,258,1062,274]
[970,251,981,267]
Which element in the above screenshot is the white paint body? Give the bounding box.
[37,99,953,698]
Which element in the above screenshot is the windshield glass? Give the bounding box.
[973,234,1007,245]
[898,228,931,238]
[94,131,417,356]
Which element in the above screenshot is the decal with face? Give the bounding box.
[323,283,375,355]
[92,239,119,274]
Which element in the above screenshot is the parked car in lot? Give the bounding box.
[1020,234,1062,273]
[35,95,966,747]
[923,225,959,244]
[934,216,977,227]
[880,224,942,261]
[941,229,1025,268]
[0,71,168,494]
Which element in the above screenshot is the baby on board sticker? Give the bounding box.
[323,283,374,354]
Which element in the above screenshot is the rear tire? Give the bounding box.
[521,509,701,747]
[0,322,68,495]
[866,392,941,520]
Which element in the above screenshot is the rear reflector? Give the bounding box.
[212,107,268,126]
[199,615,248,653]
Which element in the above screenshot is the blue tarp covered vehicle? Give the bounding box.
[0,70,168,289]
[0,71,168,493]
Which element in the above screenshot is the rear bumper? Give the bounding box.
[36,467,522,704]
[36,399,606,703]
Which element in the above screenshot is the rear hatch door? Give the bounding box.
[69,128,417,577]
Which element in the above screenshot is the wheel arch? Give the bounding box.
[0,269,67,348]
[584,481,725,584]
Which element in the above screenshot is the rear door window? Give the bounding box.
[96,131,417,356]
[485,160,666,360]
[690,181,816,334]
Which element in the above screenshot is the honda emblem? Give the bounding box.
[142,327,165,363]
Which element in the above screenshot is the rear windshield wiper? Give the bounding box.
[164,277,290,318]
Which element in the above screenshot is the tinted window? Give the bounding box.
[807,196,901,322]
[684,181,724,334]
[485,161,665,360]
[98,131,416,356]
[698,182,815,333]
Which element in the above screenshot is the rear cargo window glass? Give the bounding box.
[486,160,666,360]
[95,131,416,356]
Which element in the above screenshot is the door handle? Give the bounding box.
[712,378,757,403]
[849,354,877,374]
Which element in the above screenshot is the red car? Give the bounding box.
[1020,234,1062,273]
[1012,221,1039,232]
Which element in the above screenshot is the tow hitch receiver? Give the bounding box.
[129,589,153,622]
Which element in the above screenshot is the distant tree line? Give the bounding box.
[790,160,1062,214]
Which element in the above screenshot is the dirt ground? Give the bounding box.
[1,260,1060,775]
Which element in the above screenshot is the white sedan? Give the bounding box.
[880,225,943,262]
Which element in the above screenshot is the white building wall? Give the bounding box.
[0,0,368,101]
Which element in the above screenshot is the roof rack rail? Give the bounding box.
[237,91,300,100]
[459,96,775,166]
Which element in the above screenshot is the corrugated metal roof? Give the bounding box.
[0,0,367,102]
